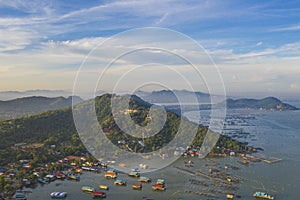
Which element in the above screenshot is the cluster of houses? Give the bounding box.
[0,154,105,199]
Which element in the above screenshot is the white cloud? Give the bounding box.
[0,27,39,51]
[272,23,300,32]
[256,42,263,46]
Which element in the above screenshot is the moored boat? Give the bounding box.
[152,183,166,191]
[114,179,126,186]
[46,174,57,182]
[128,171,140,177]
[50,192,67,199]
[155,179,165,185]
[139,176,152,183]
[132,183,142,190]
[38,178,47,184]
[226,193,234,199]
[82,186,95,193]
[14,193,27,200]
[253,192,274,200]
[99,184,109,190]
[75,167,82,173]
[92,191,106,198]
[54,172,66,179]
[68,174,80,181]
[105,171,117,179]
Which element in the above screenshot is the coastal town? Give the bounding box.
[0,142,279,200]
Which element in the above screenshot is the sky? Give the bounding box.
[1,0,300,97]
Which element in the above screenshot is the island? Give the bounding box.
[0,93,250,198]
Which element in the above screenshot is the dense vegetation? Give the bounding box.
[0,94,247,166]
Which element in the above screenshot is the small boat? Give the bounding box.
[139,163,148,169]
[253,192,274,200]
[68,174,80,181]
[54,172,66,179]
[92,191,106,198]
[38,178,47,184]
[75,168,82,173]
[82,186,95,193]
[131,168,140,172]
[99,161,108,168]
[128,171,140,177]
[14,193,27,200]
[105,171,117,179]
[46,174,57,182]
[114,179,126,186]
[99,184,109,190]
[132,183,142,190]
[50,192,67,199]
[139,177,152,183]
[152,184,166,191]
[226,193,234,199]
[155,179,165,185]
[107,168,116,172]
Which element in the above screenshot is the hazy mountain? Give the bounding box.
[0,96,83,120]
[134,89,212,104]
[165,96,298,114]
[0,90,72,101]
[225,97,298,110]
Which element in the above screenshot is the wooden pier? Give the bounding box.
[244,155,282,164]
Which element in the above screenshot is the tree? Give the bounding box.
[4,183,11,191]
[0,176,5,191]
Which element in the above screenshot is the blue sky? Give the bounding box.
[1,0,300,97]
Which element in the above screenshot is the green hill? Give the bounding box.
[226,97,298,110]
[0,94,246,166]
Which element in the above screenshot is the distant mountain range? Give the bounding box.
[0,90,72,101]
[165,96,298,114]
[0,89,297,122]
[134,89,212,104]
[0,96,83,120]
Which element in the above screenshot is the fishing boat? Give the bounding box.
[132,183,142,190]
[50,192,67,199]
[75,167,82,173]
[128,171,140,177]
[68,174,80,181]
[54,172,66,179]
[139,163,148,169]
[114,179,126,186]
[99,184,109,190]
[253,192,274,200]
[46,174,57,182]
[14,193,27,200]
[226,193,234,199]
[152,184,166,191]
[82,186,95,193]
[38,178,47,184]
[155,179,165,185]
[105,171,117,179]
[139,176,152,183]
[92,191,106,198]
